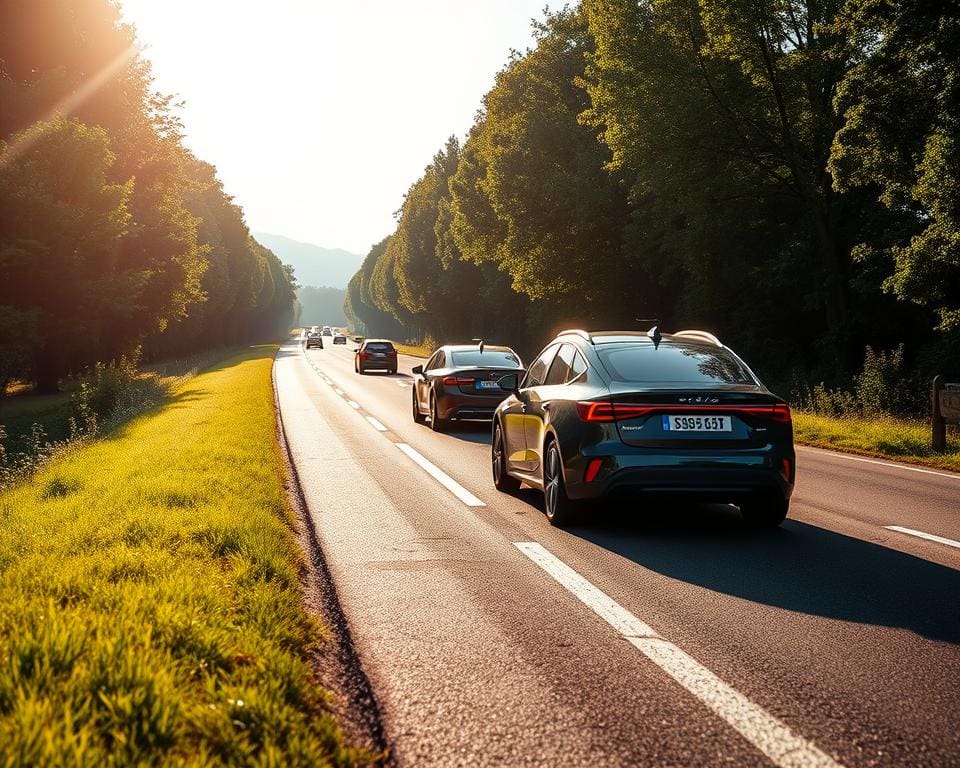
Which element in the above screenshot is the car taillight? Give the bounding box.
[576,401,615,422]
[730,404,792,424]
[443,376,474,387]
[576,402,792,423]
[576,402,655,422]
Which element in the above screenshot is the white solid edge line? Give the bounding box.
[395,443,485,507]
[365,416,388,432]
[797,446,960,481]
[347,400,360,410]
[884,525,960,550]
[514,542,843,768]
[396,380,409,387]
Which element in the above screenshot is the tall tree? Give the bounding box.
[830,0,960,335]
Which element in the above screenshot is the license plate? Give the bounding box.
[662,415,732,432]
[476,380,500,390]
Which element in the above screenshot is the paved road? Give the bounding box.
[275,339,960,767]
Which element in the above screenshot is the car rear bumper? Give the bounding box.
[359,359,395,370]
[564,451,794,503]
[437,392,507,421]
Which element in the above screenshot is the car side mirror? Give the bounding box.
[411,365,423,375]
[498,373,519,392]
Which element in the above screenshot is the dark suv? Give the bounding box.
[491,329,795,527]
[355,339,398,374]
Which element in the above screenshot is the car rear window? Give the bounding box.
[597,343,754,385]
[451,350,522,368]
[366,342,394,352]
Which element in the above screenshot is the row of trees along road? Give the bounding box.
[344,2,960,399]
[0,0,298,394]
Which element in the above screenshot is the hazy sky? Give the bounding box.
[119,1,558,255]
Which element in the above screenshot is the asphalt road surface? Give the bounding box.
[275,338,960,767]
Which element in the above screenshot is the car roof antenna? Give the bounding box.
[471,338,484,353]
[636,318,662,349]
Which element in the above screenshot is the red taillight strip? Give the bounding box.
[443,376,475,386]
[576,402,791,424]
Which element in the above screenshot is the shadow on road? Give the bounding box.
[437,421,492,445]
[562,502,960,644]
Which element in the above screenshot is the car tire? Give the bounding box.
[358,364,366,375]
[492,422,521,493]
[740,495,789,528]
[390,367,397,375]
[543,439,577,527]
[412,388,426,424]
[430,392,447,432]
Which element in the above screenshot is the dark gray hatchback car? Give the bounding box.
[491,329,795,528]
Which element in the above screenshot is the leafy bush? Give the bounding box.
[854,345,921,417]
[794,345,924,418]
[1,351,171,491]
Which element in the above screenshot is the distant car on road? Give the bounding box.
[491,328,795,528]
[411,343,524,432]
[355,339,397,375]
[322,326,332,336]
[333,332,347,345]
[305,332,324,350]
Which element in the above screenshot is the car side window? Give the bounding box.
[435,351,445,369]
[522,345,559,388]
[544,344,576,385]
[568,350,587,382]
[425,352,439,371]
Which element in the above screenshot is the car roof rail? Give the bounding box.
[557,329,594,344]
[673,329,722,346]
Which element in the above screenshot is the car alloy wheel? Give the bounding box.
[544,441,576,527]
[492,423,520,492]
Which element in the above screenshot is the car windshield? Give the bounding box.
[597,343,754,385]
[366,343,394,352]
[450,350,522,368]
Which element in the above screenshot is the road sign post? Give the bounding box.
[932,375,960,451]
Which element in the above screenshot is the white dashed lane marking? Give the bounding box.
[365,416,388,432]
[395,443,485,507]
[884,526,960,550]
[514,542,844,768]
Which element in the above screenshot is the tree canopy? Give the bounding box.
[345,1,959,387]
[0,0,297,391]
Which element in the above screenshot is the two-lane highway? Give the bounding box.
[276,338,960,767]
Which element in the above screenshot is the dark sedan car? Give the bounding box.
[304,332,324,349]
[491,329,794,528]
[412,344,525,432]
[355,339,397,374]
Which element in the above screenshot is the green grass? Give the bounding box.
[0,345,365,766]
[794,411,960,472]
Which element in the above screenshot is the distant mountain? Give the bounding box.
[253,232,363,289]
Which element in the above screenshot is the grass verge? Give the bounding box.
[391,342,430,358]
[794,411,960,472]
[0,345,366,766]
